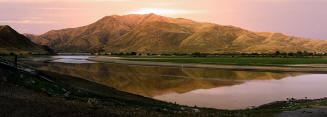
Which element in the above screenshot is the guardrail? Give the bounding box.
[0,56,54,83]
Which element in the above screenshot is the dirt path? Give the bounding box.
[276,106,327,117]
[89,56,327,73]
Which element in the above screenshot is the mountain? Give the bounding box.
[0,25,53,54]
[27,14,327,54]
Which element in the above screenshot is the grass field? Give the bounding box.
[121,56,327,66]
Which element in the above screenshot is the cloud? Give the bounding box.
[0,20,56,24]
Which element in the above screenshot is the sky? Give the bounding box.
[0,0,326,40]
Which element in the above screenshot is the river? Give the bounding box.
[26,56,327,109]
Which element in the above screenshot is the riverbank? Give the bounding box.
[89,56,327,73]
[0,58,280,117]
[0,61,223,117]
[3,56,327,116]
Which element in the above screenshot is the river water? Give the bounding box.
[31,56,327,109]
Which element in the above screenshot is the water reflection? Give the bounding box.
[51,56,97,64]
[155,74,327,109]
[35,61,326,109]
[29,56,327,109]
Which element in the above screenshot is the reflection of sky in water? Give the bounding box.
[51,56,92,59]
[154,74,327,109]
[51,56,96,64]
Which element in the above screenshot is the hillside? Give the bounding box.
[27,14,327,54]
[0,25,53,54]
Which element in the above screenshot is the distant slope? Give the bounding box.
[0,25,53,54]
[27,14,327,54]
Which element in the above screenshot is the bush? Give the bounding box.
[131,52,137,55]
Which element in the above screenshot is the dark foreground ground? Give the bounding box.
[1,60,327,117]
[277,106,327,117]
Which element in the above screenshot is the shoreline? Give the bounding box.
[89,56,327,73]
[7,56,327,116]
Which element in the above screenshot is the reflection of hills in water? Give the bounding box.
[38,63,302,97]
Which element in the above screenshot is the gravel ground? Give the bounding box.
[276,106,327,117]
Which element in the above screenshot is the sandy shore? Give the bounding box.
[89,56,327,73]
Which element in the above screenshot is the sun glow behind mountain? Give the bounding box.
[1,0,327,40]
[129,8,196,16]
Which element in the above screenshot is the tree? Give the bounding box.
[275,51,280,56]
[118,52,125,55]
[131,52,137,55]
[9,52,15,56]
[297,51,303,56]
[288,52,295,56]
[192,52,201,57]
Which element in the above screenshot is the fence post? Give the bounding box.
[14,55,17,68]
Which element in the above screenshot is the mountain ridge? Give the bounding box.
[0,25,53,54]
[26,14,327,54]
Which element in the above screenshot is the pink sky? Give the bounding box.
[0,0,326,39]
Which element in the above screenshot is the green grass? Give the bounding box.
[117,55,193,58]
[122,56,327,66]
